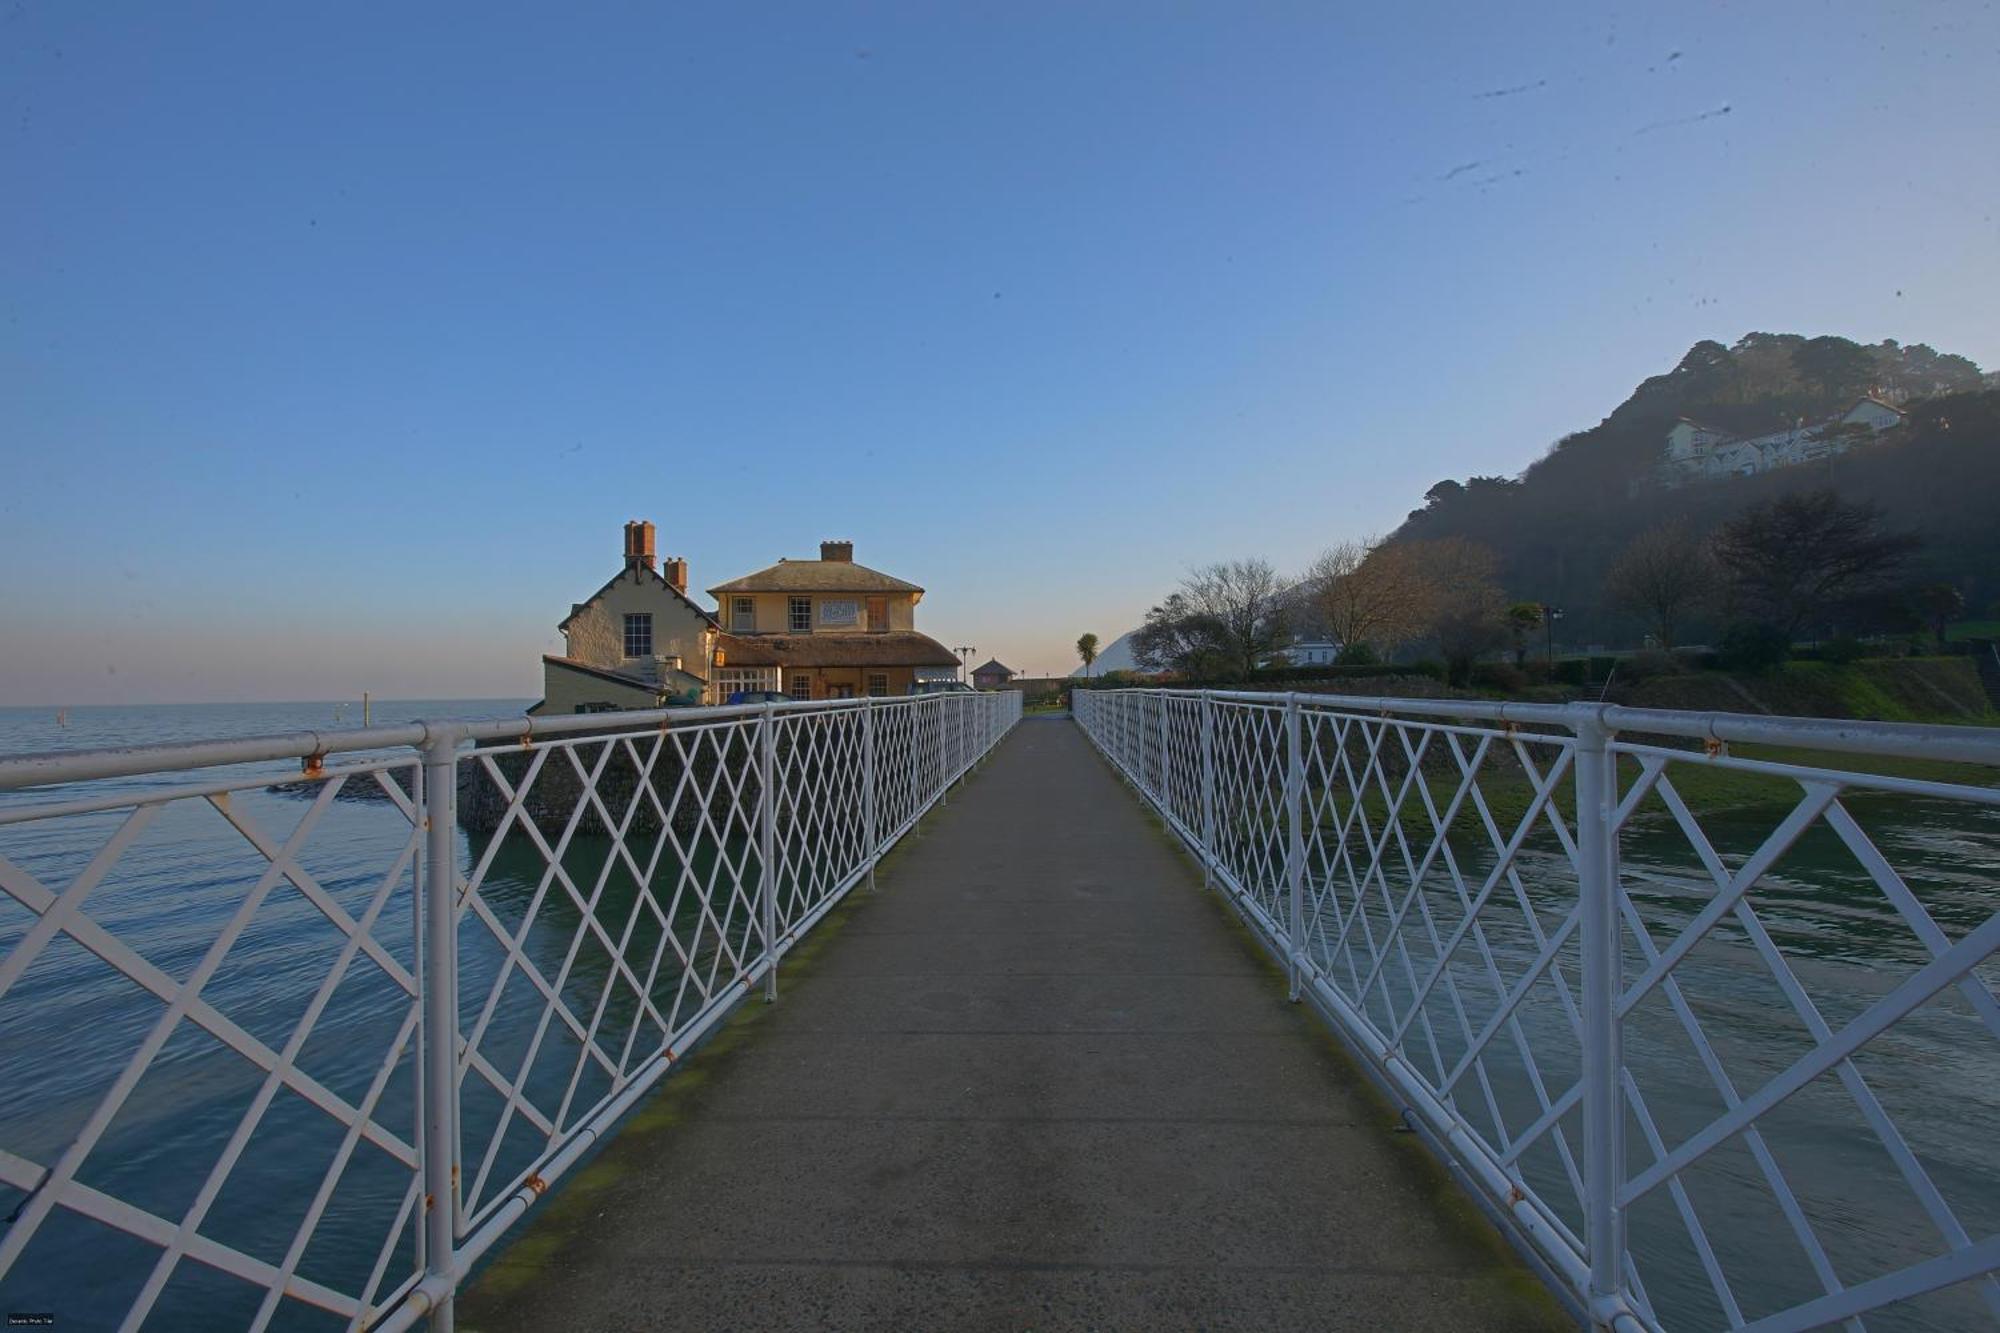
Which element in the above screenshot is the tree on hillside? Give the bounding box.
[1876,341,1985,398]
[1792,336,1874,399]
[1604,522,1718,649]
[1131,594,1226,678]
[1075,633,1099,678]
[1712,490,1921,637]
[1909,584,1964,651]
[1405,538,1506,685]
[1301,540,1435,658]
[1131,560,1289,679]
[1504,602,1543,666]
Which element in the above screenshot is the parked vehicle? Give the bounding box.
[725,689,790,705]
[907,680,975,695]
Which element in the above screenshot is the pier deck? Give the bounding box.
[458,716,1565,1331]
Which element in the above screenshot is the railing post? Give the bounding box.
[1159,691,1172,817]
[1573,707,1627,1322]
[418,727,462,1332]
[908,697,920,819]
[862,697,878,892]
[1285,693,1305,1002]
[1200,690,1216,891]
[760,703,779,1003]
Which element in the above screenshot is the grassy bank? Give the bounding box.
[1615,656,1994,725]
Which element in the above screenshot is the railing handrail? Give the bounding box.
[0,692,993,793]
[1098,686,2000,767]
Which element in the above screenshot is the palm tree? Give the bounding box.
[1076,633,1099,678]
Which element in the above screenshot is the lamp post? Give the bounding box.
[953,645,977,684]
[1542,605,1564,665]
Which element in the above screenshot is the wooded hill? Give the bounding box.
[1391,334,1999,647]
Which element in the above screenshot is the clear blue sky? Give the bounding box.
[4,2,1996,704]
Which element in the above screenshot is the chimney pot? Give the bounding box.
[663,556,688,593]
[623,520,657,573]
[820,540,853,563]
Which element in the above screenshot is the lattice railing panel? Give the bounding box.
[0,690,1019,1331]
[0,762,427,1332]
[1073,688,2000,1333]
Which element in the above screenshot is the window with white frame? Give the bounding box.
[788,596,812,633]
[622,613,652,658]
[787,673,812,700]
[866,673,889,698]
[714,667,779,698]
[731,597,755,631]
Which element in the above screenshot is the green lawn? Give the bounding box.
[1322,739,1998,844]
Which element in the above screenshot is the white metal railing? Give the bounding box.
[0,689,1020,1331]
[1075,687,2000,1332]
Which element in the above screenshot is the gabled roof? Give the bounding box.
[708,559,922,596]
[1842,395,1905,418]
[716,631,958,669]
[542,655,709,689]
[971,659,1014,677]
[557,564,718,632]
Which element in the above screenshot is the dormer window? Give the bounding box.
[789,597,812,633]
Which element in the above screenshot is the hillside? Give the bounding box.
[1390,334,1999,646]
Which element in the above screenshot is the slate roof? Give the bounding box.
[970,659,1015,678]
[708,559,922,597]
[542,655,709,689]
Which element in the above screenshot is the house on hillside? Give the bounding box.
[707,541,960,700]
[530,521,718,715]
[970,659,1016,689]
[1262,635,1342,668]
[1658,397,1904,487]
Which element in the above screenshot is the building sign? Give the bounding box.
[819,599,859,627]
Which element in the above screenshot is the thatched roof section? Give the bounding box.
[718,632,957,668]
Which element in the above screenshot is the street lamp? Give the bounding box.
[953,645,977,684]
[1541,605,1564,665]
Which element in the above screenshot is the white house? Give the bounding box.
[1264,636,1343,668]
[1658,397,1904,487]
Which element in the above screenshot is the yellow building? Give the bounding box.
[709,541,959,700]
[530,522,719,715]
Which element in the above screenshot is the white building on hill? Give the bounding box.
[1657,397,1904,487]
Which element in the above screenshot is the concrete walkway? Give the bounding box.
[458,717,1565,1332]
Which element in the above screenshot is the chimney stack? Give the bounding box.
[623,520,656,574]
[662,556,688,592]
[820,540,853,563]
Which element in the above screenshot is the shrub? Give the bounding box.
[1620,650,1683,683]
[1469,662,1528,692]
[1719,622,1792,674]
[1335,641,1381,666]
[1552,659,1588,687]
